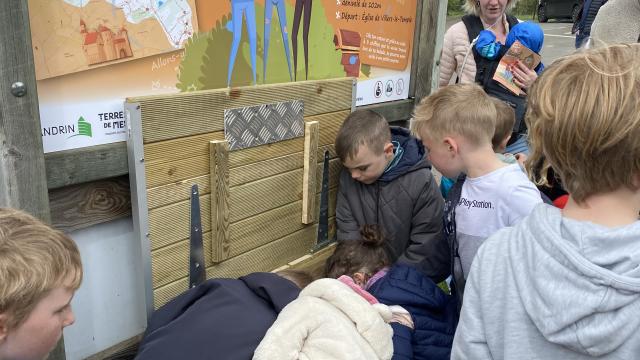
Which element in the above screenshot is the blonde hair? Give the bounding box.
[463,0,518,16]
[526,44,640,203]
[0,208,82,329]
[491,98,516,151]
[412,83,497,147]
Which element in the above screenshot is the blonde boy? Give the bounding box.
[335,110,449,283]
[491,98,527,166]
[412,84,541,295]
[0,208,82,360]
[452,44,640,359]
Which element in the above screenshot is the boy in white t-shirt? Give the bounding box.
[412,84,542,298]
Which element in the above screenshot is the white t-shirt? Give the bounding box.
[456,164,542,279]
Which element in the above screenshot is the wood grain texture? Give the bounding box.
[146,144,337,211]
[302,121,319,224]
[415,0,445,101]
[289,243,337,279]
[210,141,230,263]
[0,0,50,222]
[153,226,317,308]
[49,176,131,233]
[143,111,347,189]
[128,78,354,143]
[45,142,128,190]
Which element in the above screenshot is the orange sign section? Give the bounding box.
[322,0,417,71]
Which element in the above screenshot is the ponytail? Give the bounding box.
[325,225,391,278]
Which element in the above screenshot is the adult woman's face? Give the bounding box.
[478,0,509,23]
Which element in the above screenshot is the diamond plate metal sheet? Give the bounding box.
[224,100,304,151]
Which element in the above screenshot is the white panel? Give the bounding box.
[63,217,146,360]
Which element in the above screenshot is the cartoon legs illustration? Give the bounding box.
[264,0,293,82]
[292,0,312,81]
[227,0,257,87]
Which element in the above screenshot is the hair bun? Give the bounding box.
[359,225,386,248]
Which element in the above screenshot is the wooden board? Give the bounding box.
[153,226,318,308]
[302,121,319,224]
[49,176,131,233]
[210,141,230,263]
[127,78,354,143]
[143,110,347,189]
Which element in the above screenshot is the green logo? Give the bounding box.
[68,116,92,138]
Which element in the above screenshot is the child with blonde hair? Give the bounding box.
[412,83,542,300]
[452,43,640,359]
[0,208,82,360]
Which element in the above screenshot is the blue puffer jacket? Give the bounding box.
[369,264,457,360]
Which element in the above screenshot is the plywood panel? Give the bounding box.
[127,78,353,143]
[153,226,317,308]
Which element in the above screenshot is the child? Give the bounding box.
[335,109,449,283]
[138,270,311,360]
[476,21,545,75]
[490,97,524,166]
[452,44,640,359]
[0,208,82,360]
[253,277,394,360]
[325,225,457,360]
[412,84,542,298]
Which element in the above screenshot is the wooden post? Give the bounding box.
[0,1,64,359]
[302,121,319,224]
[414,0,448,102]
[210,140,230,263]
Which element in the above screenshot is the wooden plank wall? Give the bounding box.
[127,78,353,308]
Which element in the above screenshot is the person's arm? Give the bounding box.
[252,300,311,360]
[506,181,543,225]
[398,174,450,283]
[439,26,459,87]
[450,250,493,360]
[336,169,361,241]
[389,322,414,360]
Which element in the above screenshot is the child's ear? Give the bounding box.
[0,313,8,342]
[443,137,458,156]
[383,142,394,156]
[353,272,367,287]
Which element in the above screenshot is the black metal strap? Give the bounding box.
[189,184,205,288]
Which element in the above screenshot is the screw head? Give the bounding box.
[11,82,26,97]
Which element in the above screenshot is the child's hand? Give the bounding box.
[510,61,538,90]
[515,153,528,167]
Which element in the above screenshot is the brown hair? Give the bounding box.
[335,110,391,162]
[276,269,314,289]
[412,83,497,147]
[491,98,516,151]
[526,44,640,203]
[325,225,390,278]
[0,208,83,330]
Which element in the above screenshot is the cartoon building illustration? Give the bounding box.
[333,29,361,77]
[80,20,133,66]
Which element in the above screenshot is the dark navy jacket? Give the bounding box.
[369,264,457,360]
[136,273,300,360]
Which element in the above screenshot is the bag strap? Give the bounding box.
[443,173,466,308]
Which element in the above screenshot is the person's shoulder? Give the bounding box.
[445,21,471,42]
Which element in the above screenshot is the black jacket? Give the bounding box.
[136,273,300,360]
[336,127,449,283]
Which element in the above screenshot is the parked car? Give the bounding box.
[537,0,584,22]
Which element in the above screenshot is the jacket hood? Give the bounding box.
[240,272,301,313]
[379,127,430,182]
[301,278,393,358]
[510,205,640,357]
[506,21,544,53]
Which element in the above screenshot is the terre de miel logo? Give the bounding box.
[68,116,92,138]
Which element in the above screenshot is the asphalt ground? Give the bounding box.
[444,17,577,65]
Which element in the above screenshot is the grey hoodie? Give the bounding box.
[452,204,640,359]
